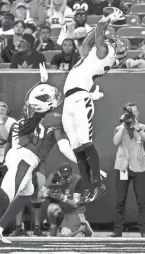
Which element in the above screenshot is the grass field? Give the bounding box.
[0,233,145,254]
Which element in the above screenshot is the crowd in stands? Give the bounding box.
[0,0,145,70]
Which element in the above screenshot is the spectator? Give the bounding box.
[0,13,14,37]
[57,8,92,46]
[11,0,47,26]
[110,0,129,15]
[89,0,129,16]
[108,102,145,237]
[125,41,145,69]
[10,33,46,68]
[0,0,11,13]
[39,162,93,237]
[67,0,92,15]
[0,20,25,63]
[73,26,88,54]
[46,0,74,28]
[35,25,56,52]
[50,38,80,70]
[14,2,34,24]
[0,102,16,185]
[24,22,36,35]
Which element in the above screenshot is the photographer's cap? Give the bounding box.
[58,163,72,177]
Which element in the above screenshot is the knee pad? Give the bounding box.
[32,203,41,208]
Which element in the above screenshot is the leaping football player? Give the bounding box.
[62,7,128,203]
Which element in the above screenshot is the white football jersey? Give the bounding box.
[63,41,116,94]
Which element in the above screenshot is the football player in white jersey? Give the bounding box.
[62,7,128,203]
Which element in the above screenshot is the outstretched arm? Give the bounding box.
[54,129,77,163]
[95,16,111,59]
[81,16,111,59]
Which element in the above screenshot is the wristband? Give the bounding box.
[137,128,142,132]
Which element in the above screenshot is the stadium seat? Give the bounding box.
[130,4,145,19]
[127,49,142,58]
[87,15,102,26]
[123,0,139,7]
[117,26,145,38]
[141,16,145,25]
[43,50,61,63]
[120,38,131,50]
[126,14,140,25]
[105,27,115,38]
[117,26,145,49]
[111,15,141,32]
[50,27,61,39]
[0,63,10,68]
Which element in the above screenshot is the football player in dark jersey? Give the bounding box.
[0,66,77,243]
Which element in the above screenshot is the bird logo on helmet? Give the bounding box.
[25,63,62,113]
[28,84,62,113]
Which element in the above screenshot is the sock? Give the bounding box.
[73,149,91,190]
[84,144,101,187]
[0,227,3,234]
[0,195,31,230]
[0,188,10,219]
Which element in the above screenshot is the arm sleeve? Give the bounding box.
[42,112,63,129]
[54,129,67,142]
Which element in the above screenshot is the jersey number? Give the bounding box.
[92,66,110,81]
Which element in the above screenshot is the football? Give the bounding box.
[103,7,125,23]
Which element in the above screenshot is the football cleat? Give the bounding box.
[86,184,107,203]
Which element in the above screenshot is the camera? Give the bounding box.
[49,173,62,197]
[120,107,135,126]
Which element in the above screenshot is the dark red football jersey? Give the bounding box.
[17,112,64,162]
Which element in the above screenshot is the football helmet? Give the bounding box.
[28,84,62,113]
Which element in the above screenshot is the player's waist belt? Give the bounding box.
[65,88,87,98]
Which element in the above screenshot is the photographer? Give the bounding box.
[39,163,93,237]
[109,102,145,237]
